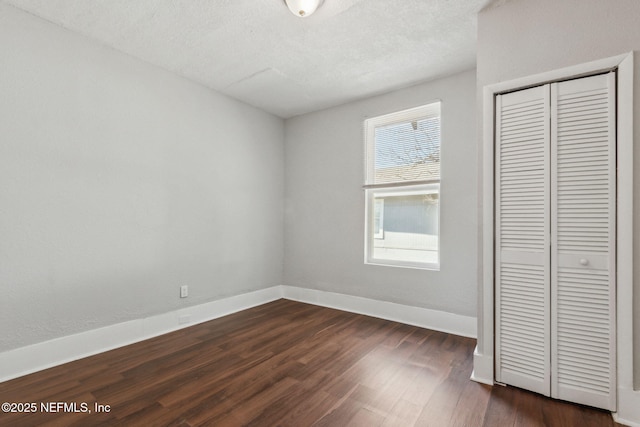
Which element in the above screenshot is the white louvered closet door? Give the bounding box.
[495,85,551,396]
[551,73,616,411]
[495,72,616,411]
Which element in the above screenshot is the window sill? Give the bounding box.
[365,259,440,271]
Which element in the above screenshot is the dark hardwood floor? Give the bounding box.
[0,299,622,426]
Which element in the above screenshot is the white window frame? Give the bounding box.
[363,102,441,270]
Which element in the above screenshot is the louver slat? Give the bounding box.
[495,85,550,396]
[551,73,616,411]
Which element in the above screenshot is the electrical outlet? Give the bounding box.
[180,285,188,298]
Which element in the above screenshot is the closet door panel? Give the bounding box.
[551,72,616,411]
[495,85,551,396]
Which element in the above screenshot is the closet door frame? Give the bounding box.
[473,53,634,419]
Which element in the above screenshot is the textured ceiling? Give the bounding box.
[4,0,491,118]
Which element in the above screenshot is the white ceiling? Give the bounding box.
[4,0,493,118]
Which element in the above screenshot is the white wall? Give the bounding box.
[476,0,640,420]
[284,69,477,317]
[0,4,284,352]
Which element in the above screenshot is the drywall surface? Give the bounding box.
[476,0,640,400]
[0,4,284,352]
[284,69,477,318]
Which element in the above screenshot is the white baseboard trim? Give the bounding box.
[0,286,282,383]
[470,345,494,385]
[615,387,640,427]
[281,285,477,338]
[1,285,479,384]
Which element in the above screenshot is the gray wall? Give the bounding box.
[284,69,477,317]
[0,4,284,352]
[476,0,640,387]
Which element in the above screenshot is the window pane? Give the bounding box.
[373,199,384,239]
[370,188,439,265]
[373,116,440,184]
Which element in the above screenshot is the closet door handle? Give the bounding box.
[579,258,589,266]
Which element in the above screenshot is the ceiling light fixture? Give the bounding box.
[284,0,324,17]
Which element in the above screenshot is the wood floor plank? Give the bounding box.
[0,299,623,426]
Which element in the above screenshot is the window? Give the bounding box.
[364,102,441,269]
